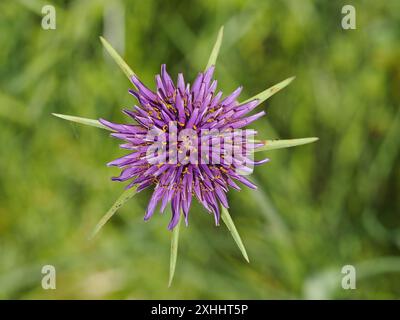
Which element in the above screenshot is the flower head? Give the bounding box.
[52,30,318,286]
[100,64,269,229]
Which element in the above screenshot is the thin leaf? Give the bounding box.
[242,76,296,105]
[221,206,249,263]
[168,216,182,287]
[52,113,112,131]
[205,26,224,70]
[88,187,137,240]
[100,36,136,81]
[255,137,319,152]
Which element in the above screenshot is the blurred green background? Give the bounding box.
[0,0,399,299]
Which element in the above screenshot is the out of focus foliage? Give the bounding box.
[0,0,399,299]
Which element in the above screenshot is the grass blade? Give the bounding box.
[242,76,296,105]
[100,36,136,81]
[52,113,112,131]
[168,216,182,287]
[255,137,319,152]
[221,206,249,263]
[205,26,224,70]
[89,187,137,240]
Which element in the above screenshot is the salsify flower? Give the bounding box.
[53,26,318,285]
[99,64,268,230]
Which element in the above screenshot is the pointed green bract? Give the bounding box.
[88,186,138,240]
[100,36,136,82]
[168,216,181,287]
[52,113,112,131]
[242,76,296,105]
[205,26,224,71]
[221,206,249,263]
[255,137,319,152]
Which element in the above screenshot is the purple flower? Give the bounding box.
[99,64,269,230]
